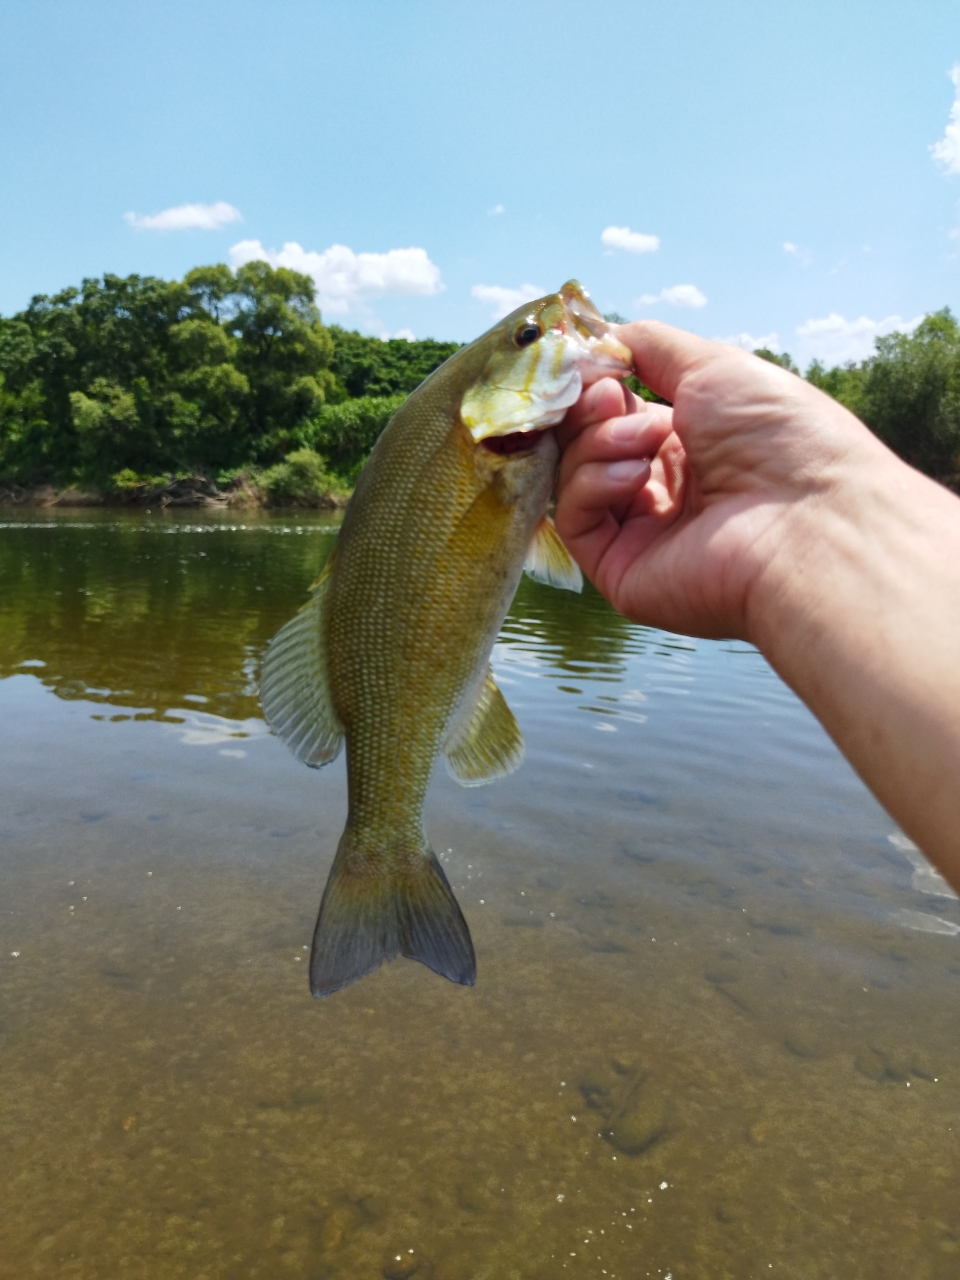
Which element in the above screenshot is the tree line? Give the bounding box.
[1,264,958,501]
[756,309,960,488]
[0,262,459,502]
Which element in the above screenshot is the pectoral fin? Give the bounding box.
[524,516,583,592]
[259,552,344,768]
[444,668,524,786]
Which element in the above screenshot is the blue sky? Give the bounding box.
[2,0,959,366]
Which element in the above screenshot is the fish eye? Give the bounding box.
[514,322,541,348]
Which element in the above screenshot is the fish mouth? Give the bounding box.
[480,428,547,456]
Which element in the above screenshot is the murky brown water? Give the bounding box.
[1,510,958,1279]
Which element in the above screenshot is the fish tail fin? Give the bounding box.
[309,829,476,997]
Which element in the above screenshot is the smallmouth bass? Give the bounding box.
[260,282,632,996]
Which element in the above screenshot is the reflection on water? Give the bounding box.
[0,512,336,722]
[1,509,958,1279]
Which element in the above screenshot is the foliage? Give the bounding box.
[3,266,959,496]
[804,359,866,410]
[855,310,960,482]
[327,326,459,398]
[298,394,406,480]
[0,264,460,495]
[0,263,336,486]
[803,310,960,484]
[754,348,800,374]
[255,448,343,507]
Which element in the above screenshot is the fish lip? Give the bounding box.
[580,336,634,383]
[561,326,634,386]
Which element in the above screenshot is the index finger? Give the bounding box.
[556,377,640,450]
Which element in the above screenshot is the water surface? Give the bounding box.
[2,509,958,1279]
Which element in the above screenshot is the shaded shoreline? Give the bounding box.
[0,478,350,511]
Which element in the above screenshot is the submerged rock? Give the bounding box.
[582,938,630,954]
[854,1044,937,1083]
[854,1047,889,1082]
[783,1027,825,1060]
[321,1204,360,1250]
[747,1119,770,1146]
[578,1060,674,1156]
[604,1089,673,1156]
[611,1055,638,1076]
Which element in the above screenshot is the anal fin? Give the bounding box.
[524,515,583,592]
[444,667,524,786]
[259,551,344,768]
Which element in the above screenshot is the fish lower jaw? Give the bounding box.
[480,428,547,456]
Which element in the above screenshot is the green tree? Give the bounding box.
[854,310,960,483]
[227,261,336,460]
[754,347,799,374]
[0,263,340,485]
[183,264,235,323]
[805,359,866,417]
[299,393,407,479]
[327,326,459,398]
[0,273,193,482]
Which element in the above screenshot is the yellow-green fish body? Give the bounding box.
[261,282,632,995]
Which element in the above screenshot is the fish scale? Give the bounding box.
[260,282,632,996]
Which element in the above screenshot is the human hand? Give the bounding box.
[556,320,960,885]
[555,320,892,642]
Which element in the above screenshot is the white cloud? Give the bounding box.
[783,240,813,266]
[380,328,416,341]
[601,225,660,254]
[931,63,960,175]
[471,282,545,320]
[489,203,505,216]
[638,283,707,308]
[228,239,444,314]
[124,201,242,231]
[795,313,922,365]
[719,331,781,352]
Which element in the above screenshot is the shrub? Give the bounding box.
[256,448,342,507]
[299,394,406,479]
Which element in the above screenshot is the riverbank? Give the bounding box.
[0,475,350,511]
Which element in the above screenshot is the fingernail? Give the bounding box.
[608,413,648,442]
[606,459,650,483]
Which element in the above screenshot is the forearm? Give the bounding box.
[749,450,960,889]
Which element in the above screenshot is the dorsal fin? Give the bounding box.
[259,551,345,768]
[524,515,583,592]
[444,667,524,786]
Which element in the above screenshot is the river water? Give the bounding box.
[1,509,957,1280]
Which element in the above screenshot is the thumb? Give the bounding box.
[616,320,720,404]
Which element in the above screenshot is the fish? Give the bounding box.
[260,281,633,997]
